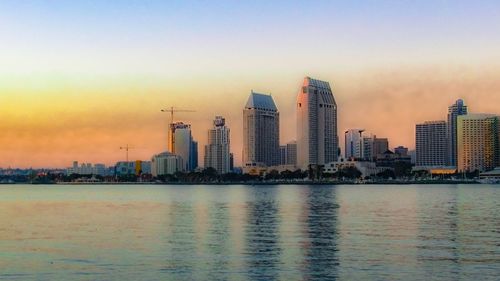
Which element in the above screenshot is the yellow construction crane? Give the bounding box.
[161,107,196,152]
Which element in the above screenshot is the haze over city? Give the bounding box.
[1,0,500,168]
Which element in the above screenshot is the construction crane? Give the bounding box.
[161,107,196,125]
[161,107,196,152]
[119,144,135,163]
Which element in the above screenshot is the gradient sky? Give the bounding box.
[1,0,500,168]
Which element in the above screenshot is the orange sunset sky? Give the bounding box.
[1,1,500,168]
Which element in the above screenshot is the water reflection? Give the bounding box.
[244,187,282,280]
[300,186,339,280]
[163,201,196,279]
[0,185,498,280]
[205,201,231,280]
[416,186,461,279]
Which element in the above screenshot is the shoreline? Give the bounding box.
[1,180,481,185]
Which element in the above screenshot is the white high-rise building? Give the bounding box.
[204,116,231,174]
[296,77,338,170]
[457,114,500,172]
[243,91,280,167]
[345,129,365,160]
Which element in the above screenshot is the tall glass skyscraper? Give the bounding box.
[296,77,338,170]
[243,91,280,167]
[447,99,468,166]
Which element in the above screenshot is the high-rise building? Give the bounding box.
[204,116,231,174]
[447,99,468,167]
[243,91,280,167]
[169,122,198,172]
[359,134,388,161]
[362,135,375,161]
[296,77,338,170]
[416,121,447,167]
[457,114,500,172]
[345,129,364,159]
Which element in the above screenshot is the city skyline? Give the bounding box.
[2,0,500,168]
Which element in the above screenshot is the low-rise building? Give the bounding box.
[66,161,107,176]
[323,161,389,178]
[151,152,184,177]
[412,166,457,175]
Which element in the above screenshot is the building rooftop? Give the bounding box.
[458,113,498,120]
[245,91,277,111]
[304,77,331,90]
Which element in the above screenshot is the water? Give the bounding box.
[0,184,498,280]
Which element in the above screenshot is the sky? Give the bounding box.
[1,0,500,168]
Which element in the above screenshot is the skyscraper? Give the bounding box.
[170,122,198,172]
[243,91,280,167]
[457,114,499,172]
[345,129,364,159]
[416,121,447,167]
[447,99,468,166]
[296,77,338,170]
[204,116,231,174]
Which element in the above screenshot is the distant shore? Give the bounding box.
[1,180,481,185]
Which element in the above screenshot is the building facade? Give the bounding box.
[345,129,365,159]
[447,99,468,167]
[279,141,297,166]
[151,152,184,176]
[416,121,448,167]
[457,114,500,172]
[373,137,389,157]
[204,116,231,174]
[66,161,107,176]
[243,91,280,167]
[168,122,198,172]
[115,161,152,176]
[394,146,409,156]
[296,77,338,170]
